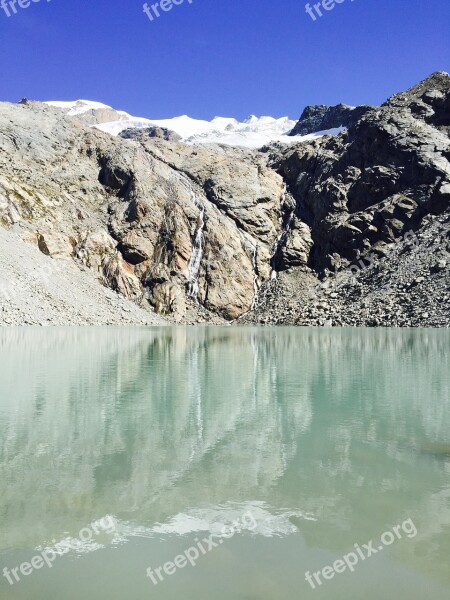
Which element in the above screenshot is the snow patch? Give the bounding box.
[45,99,344,149]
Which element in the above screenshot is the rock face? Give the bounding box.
[272,71,450,278]
[0,71,449,326]
[289,103,372,136]
[119,126,182,143]
[44,99,134,128]
[0,100,284,322]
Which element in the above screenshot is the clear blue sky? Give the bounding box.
[0,0,449,120]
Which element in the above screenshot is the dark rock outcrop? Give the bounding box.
[244,71,450,327]
[272,71,450,278]
[384,71,450,135]
[289,103,372,136]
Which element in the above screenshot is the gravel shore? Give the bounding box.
[0,228,166,326]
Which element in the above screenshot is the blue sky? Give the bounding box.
[0,0,449,120]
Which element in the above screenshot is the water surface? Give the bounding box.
[0,327,449,599]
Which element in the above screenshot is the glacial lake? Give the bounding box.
[0,326,449,600]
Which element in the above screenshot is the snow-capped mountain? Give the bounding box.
[45,100,337,148]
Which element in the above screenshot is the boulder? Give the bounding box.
[37,231,73,259]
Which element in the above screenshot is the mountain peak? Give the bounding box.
[42,100,333,148]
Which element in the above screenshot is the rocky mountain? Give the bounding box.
[289,103,373,136]
[1,72,449,327]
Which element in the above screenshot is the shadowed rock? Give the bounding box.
[289,103,372,136]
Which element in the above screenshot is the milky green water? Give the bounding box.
[0,327,449,600]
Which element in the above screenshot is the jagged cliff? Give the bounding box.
[1,72,449,326]
[288,103,373,136]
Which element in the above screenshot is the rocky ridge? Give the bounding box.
[288,103,373,136]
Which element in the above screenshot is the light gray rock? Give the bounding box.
[119,126,181,143]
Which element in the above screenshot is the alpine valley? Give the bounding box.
[0,72,449,327]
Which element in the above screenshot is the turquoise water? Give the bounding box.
[0,326,449,599]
